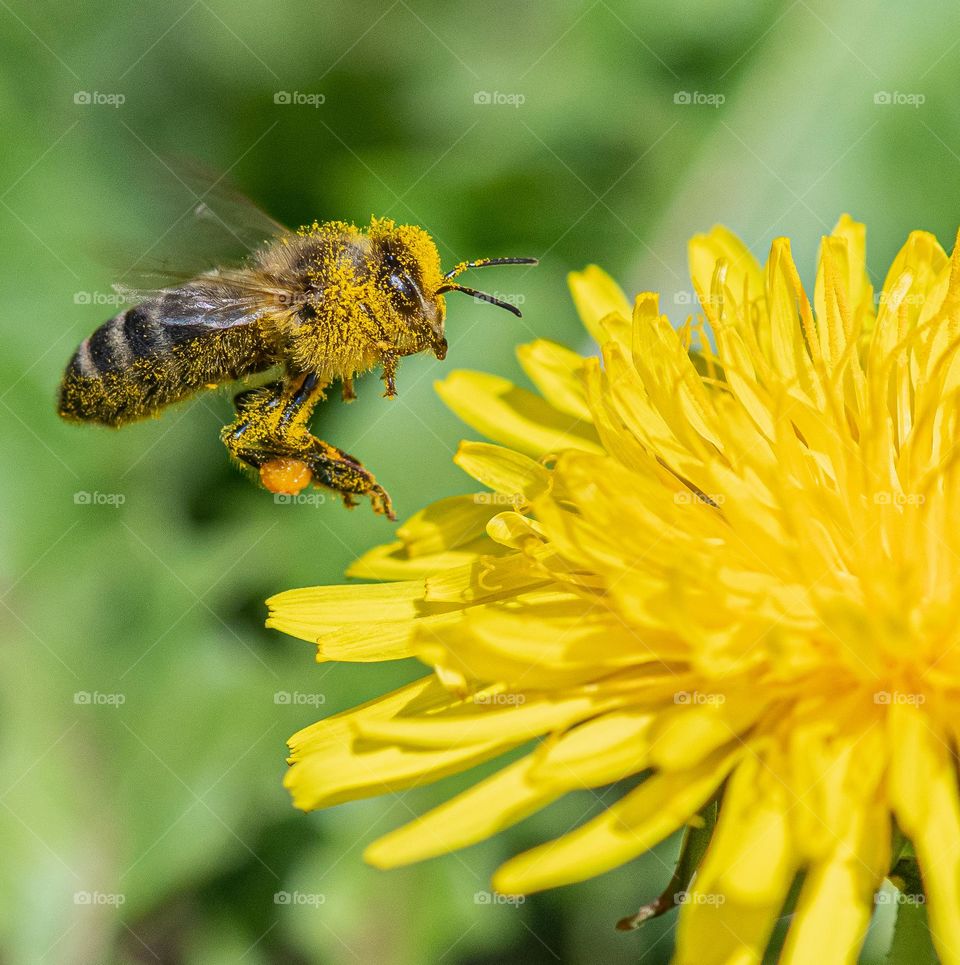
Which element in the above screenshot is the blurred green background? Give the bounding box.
[1,0,958,961]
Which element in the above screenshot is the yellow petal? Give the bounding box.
[355,686,619,748]
[454,441,551,502]
[829,214,874,329]
[423,553,549,604]
[286,737,506,811]
[814,234,857,366]
[315,610,461,662]
[647,695,767,772]
[780,799,889,965]
[288,675,448,757]
[764,237,820,394]
[888,703,960,962]
[492,746,739,894]
[596,342,712,483]
[567,264,631,344]
[675,753,794,965]
[485,511,545,549]
[786,709,887,863]
[920,230,960,390]
[878,228,947,350]
[516,338,592,420]
[462,599,655,674]
[365,755,560,868]
[285,677,508,810]
[688,225,764,312]
[346,540,491,581]
[426,553,549,605]
[675,895,781,965]
[530,710,654,788]
[629,292,724,452]
[711,322,777,441]
[780,867,871,965]
[414,591,662,689]
[266,581,431,642]
[395,494,500,557]
[687,753,794,905]
[436,370,602,457]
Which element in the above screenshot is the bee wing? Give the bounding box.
[159,156,290,252]
[95,158,301,328]
[104,157,294,294]
[157,279,276,329]
[114,267,284,310]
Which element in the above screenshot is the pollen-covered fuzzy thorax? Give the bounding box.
[260,218,447,380]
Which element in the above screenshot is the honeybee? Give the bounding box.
[58,191,536,519]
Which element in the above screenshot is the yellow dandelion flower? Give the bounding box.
[268,216,960,963]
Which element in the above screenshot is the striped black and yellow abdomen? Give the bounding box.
[58,296,275,426]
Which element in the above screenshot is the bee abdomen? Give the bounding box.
[121,304,172,359]
[68,305,170,380]
[59,298,272,427]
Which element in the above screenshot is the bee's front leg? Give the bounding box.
[381,352,398,398]
[222,375,395,519]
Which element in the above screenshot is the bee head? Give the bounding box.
[370,221,538,362]
[370,221,448,360]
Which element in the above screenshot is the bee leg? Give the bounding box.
[222,375,395,519]
[225,374,324,453]
[300,438,395,519]
[222,379,297,463]
[381,352,398,398]
[360,306,397,398]
[341,378,356,403]
[231,381,285,419]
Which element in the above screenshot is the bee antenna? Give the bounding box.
[435,283,524,318]
[443,257,538,281]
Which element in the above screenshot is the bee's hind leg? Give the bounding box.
[300,438,395,519]
[222,374,395,519]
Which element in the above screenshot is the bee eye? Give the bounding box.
[388,272,418,305]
